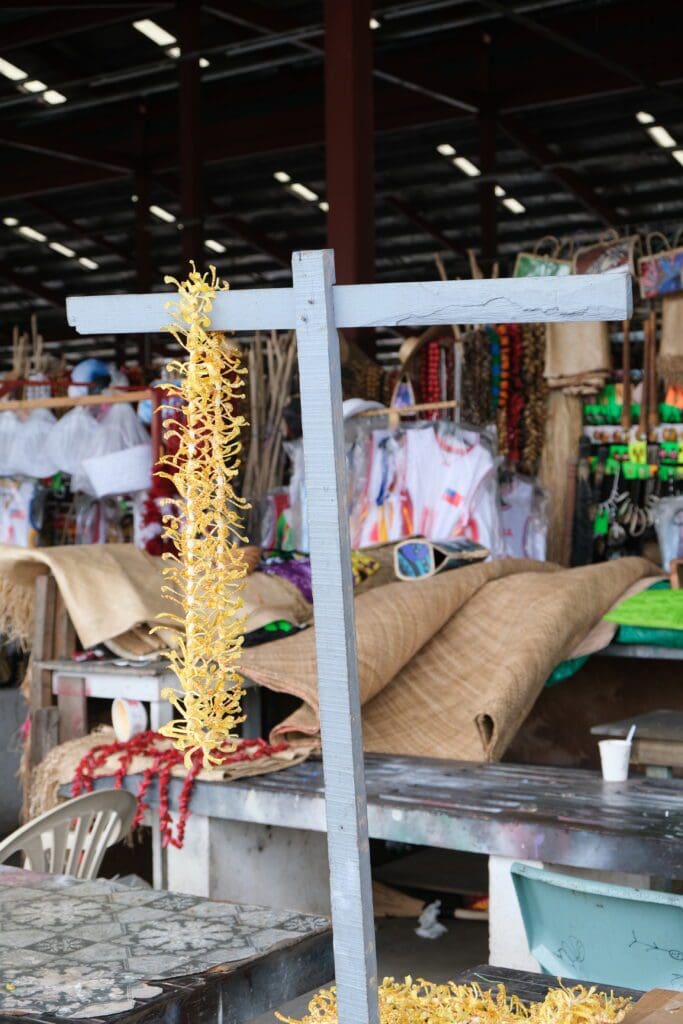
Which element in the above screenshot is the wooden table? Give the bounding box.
[0,866,332,1023]
[451,965,640,1002]
[592,709,683,778]
[82,754,683,973]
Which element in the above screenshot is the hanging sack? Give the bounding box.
[544,321,611,380]
[514,236,572,279]
[659,292,683,384]
[8,409,59,479]
[638,230,683,299]
[44,405,104,478]
[573,230,639,277]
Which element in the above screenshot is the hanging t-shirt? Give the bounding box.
[404,426,499,550]
[500,475,547,560]
[353,430,410,547]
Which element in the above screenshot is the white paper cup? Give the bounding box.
[112,698,148,742]
[599,739,631,782]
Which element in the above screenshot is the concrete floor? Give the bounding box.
[254,917,488,1024]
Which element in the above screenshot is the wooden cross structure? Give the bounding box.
[67,250,632,1024]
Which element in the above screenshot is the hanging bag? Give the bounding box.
[573,230,639,277]
[514,236,572,279]
[638,229,683,299]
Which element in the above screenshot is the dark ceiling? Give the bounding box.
[0,0,681,365]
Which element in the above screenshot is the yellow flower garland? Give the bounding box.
[277,979,631,1024]
[155,265,249,768]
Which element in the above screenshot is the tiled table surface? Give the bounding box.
[0,867,332,1022]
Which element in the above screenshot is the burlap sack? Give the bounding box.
[544,321,611,380]
[659,293,683,383]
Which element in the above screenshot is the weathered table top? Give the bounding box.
[452,965,641,1002]
[592,710,683,743]
[98,754,683,877]
[0,867,332,1024]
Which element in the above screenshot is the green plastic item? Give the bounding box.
[544,655,589,688]
[605,584,683,631]
[617,625,683,649]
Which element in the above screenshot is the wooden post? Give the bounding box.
[178,0,203,270]
[292,249,379,1024]
[135,103,153,368]
[478,35,497,275]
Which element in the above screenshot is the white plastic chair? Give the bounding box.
[0,790,137,879]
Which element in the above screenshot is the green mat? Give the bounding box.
[604,580,683,632]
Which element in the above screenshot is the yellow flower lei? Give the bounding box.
[155,266,249,768]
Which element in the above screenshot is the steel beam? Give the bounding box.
[384,195,471,259]
[178,0,203,270]
[324,0,375,295]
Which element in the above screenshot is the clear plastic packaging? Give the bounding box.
[499,472,549,561]
[655,495,683,570]
[44,405,103,478]
[0,412,22,476]
[8,409,58,479]
[72,401,151,493]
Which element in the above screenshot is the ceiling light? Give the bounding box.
[49,241,76,258]
[647,125,676,149]
[453,156,480,177]
[199,57,210,68]
[369,17,381,29]
[318,201,329,212]
[18,225,47,242]
[290,182,319,202]
[636,111,655,125]
[2,216,18,227]
[0,57,27,82]
[167,45,180,58]
[43,89,67,105]
[79,257,99,271]
[205,238,226,253]
[274,171,291,183]
[149,204,176,223]
[436,143,456,156]
[133,18,177,47]
[23,79,46,93]
[131,194,139,203]
[673,150,683,167]
[494,185,506,197]
[503,197,525,214]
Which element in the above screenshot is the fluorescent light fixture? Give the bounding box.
[133,18,177,47]
[79,257,99,270]
[199,57,210,68]
[168,45,181,58]
[369,17,381,29]
[647,124,676,148]
[436,143,456,156]
[2,216,18,226]
[636,110,655,125]
[0,57,27,82]
[673,149,683,167]
[273,170,291,183]
[23,79,46,93]
[50,241,76,258]
[494,185,506,197]
[18,225,47,242]
[318,200,329,212]
[503,197,525,214]
[43,89,66,105]
[290,182,319,202]
[453,156,480,177]
[205,238,226,253]
[149,204,176,223]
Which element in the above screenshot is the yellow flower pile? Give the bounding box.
[276,978,631,1024]
[155,265,249,767]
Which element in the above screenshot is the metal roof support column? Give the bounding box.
[178,0,204,271]
[324,0,375,352]
[479,34,498,275]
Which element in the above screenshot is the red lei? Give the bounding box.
[71,731,288,849]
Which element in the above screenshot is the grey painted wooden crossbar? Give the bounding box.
[67,268,632,334]
[65,250,634,1024]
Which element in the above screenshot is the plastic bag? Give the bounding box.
[44,406,103,478]
[0,412,22,476]
[74,402,151,494]
[500,472,549,561]
[655,496,683,570]
[8,409,58,479]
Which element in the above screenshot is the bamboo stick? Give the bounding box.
[621,319,631,428]
[0,388,151,412]
[648,309,658,430]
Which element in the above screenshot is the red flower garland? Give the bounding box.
[71,731,289,849]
